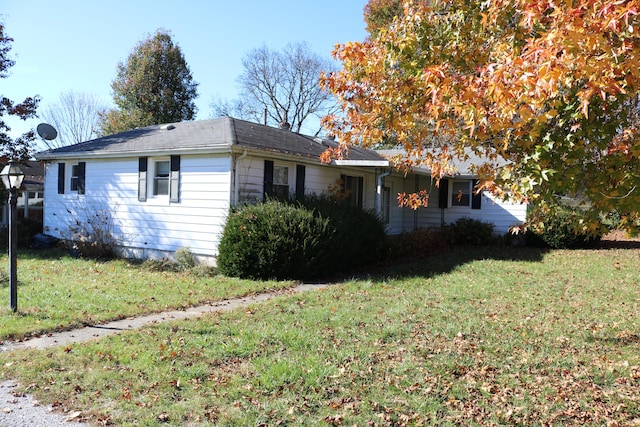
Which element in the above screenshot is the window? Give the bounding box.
[70,164,80,191]
[61,162,85,195]
[342,174,363,207]
[139,156,180,202]
[382,186,391,224]
[153,160,170,196]
[451,180,471,207]
[272,165,289,198]
[264,160,294,200]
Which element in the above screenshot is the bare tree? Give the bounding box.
[211,42,337,134]
[39,90,108,148]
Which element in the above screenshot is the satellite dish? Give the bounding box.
[37,123,58,140]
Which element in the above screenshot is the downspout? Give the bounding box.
[233,150,248,206]
[376,169,391,218]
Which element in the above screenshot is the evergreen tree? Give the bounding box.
[99,30,198,135]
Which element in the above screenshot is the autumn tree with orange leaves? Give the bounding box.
[321,0,640,233]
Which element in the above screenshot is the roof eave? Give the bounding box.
[35,146,233,161]
[332,160,390,167]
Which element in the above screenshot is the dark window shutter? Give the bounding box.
[357,176,363,207]
[438,179,449,209]
[264,160,274,200]
[138,157,148,202]
[77,162,86,195]
[57,163,65,194]
[169,155,180,203]
[295,164,305,200]
[472,180,482,210]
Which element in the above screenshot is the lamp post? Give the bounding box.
[1,160,25,312]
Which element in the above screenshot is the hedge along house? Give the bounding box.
[35,117,526,263]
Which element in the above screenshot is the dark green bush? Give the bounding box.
[217,198,387,280]
[445,217,496,245]
[528,204,605,249]
[388,227,449,259]
[217,201,334,280]
[297,195,388,272]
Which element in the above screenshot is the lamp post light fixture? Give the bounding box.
[1,160,25,312]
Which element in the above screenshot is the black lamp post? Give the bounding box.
[1,160,25,312]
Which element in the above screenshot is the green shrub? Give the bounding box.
[217,201,334,280]
[528,204,605,249]
[389,227,449,259]
[217,198,388,280]
[297,195,388,272]
[445,217,496,245]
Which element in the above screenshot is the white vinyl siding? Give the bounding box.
[234,155,376,211]
[43,155,232,259]
[386,175,526,235]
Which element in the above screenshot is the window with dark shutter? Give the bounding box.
[169,155,180,203]
[295,165,305,200]
[138,157,148,202]
[68,162,86,194]
[57,163,65,194]
[471,180,482,210]
[263,160,274,200]
[438,179,449,209]
[77,162,86,195]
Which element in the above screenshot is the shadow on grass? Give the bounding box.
[351,244,550,283]
[589,333,640,346]
[14,247,72,261]
[17,247,121,263]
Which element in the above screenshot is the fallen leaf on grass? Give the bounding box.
[66,411,82,420]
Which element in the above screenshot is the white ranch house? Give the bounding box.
[35,117,526,263]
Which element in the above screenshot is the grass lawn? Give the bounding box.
[1,246,639,426]
[0,249,295,341]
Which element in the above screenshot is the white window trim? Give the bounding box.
[69,163,80,193]
[449,179,472,209]
[273,162,293,198]
[341,173,365,207]
[151,158,171,199]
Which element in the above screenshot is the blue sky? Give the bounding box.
[2,0,369,141]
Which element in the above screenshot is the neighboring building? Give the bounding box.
[35,117,526,262]
[0,160,44,226]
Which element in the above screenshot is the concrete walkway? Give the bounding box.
[0,282,330,426]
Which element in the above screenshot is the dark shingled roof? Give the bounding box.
[35,117,385,163]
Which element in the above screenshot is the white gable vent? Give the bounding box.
[160,124,176,131]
